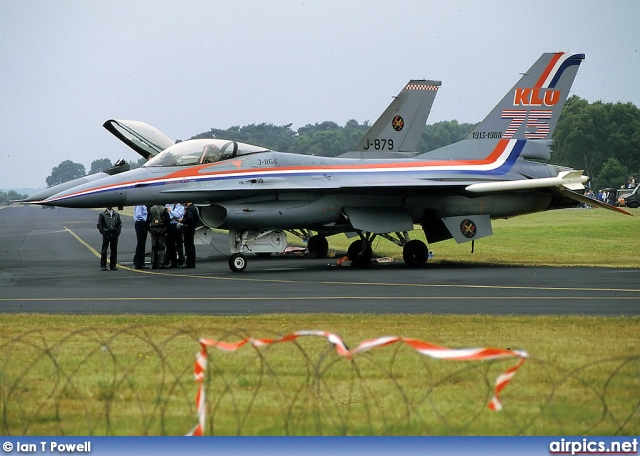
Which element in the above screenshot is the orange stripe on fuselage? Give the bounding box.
[162,139,511,179]
[534,52,564,88]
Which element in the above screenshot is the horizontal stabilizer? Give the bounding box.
[465,170,588,193]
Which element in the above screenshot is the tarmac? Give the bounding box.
[1,204,639,315]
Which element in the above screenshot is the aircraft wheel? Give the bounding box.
[229,253,247,272]
[347,240,372,266]
[403,240,428,268]
[307,235,329,257]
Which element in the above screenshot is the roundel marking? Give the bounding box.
[460,219,477,238]
[392,115,404,131]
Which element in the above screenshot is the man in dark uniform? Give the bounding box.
[97,205,122,270]
[148,204,170,269]
[182,202,200,268]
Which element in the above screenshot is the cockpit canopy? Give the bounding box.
[144,139,269,167]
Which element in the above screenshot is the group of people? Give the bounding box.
[97,202,200,271]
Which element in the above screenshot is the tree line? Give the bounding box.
[551,96,640,190]
[42,96,639,191]
[1,190,29,205]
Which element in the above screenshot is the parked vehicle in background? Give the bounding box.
[620,185,640,208]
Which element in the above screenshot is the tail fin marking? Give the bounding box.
[471,52,584,144]
[350,79,441,154]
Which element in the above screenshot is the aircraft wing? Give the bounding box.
[553,189,632,215]
[465,170,632,215]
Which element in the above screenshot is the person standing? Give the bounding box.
[148,204,169,269]
[165,203,185,267]
[97,205,122,271]
[182,202,200,268]
[133,205,149,269]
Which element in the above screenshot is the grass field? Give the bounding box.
[307,207,640,267]
[0,207,638,435]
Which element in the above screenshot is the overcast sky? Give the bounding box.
[1,1,639,189]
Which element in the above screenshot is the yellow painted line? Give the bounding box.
[64,227,133,271]
[2,296,639,302]
[63,227,640,295]
[65,227,101,257]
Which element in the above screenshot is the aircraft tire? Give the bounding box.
[229,253,247,272]
[347,240,372,267]
[307,235,329,257]
[403,239,428,268]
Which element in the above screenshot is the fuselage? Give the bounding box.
[41,138,570,232]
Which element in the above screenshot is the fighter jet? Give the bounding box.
[40,52,629,272]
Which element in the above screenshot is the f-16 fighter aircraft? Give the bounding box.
[39,52,629,272]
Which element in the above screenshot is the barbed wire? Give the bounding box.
[0,326,637,435]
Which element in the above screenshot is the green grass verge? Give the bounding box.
[0,314,638,435]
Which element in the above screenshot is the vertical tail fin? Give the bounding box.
[345,79,441,157]
[471,52,584,142]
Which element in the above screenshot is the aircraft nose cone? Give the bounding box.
[44,174,129,208]
[24,173,112,203]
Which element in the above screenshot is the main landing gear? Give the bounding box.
[346,231,429,268]
[287,229,329,258]
[307,234,329,258]
[226,229,429,272]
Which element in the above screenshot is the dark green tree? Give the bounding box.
[89,158,113,175]
[418,120,477,153]
[607,102,640,170]
[596,157,629,190]
[342,119,370,149]
[289,121,367,156]
[552,96,602,180]
[0,190,28,205]
[553,96,640,188]
[192,123,298,152]
[128,157,147,169]
[46,160,86,187]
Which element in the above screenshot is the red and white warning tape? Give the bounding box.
[187,331,528,436]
